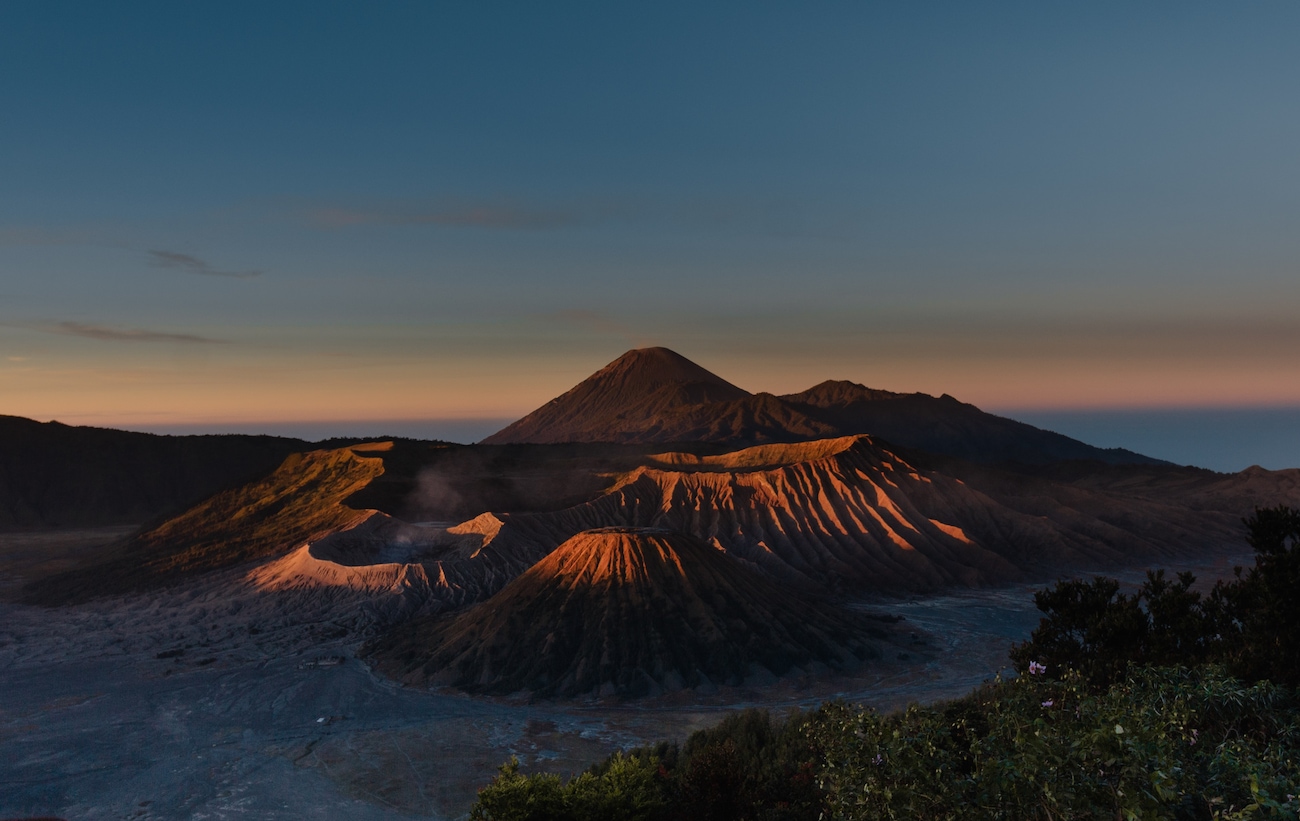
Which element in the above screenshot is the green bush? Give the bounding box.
[470,709,822,821]
[810,666,1299,820]
[473,670,1299,821]
[671,709,823,821]
[471,753,665,821]
[1225,506,1300,687]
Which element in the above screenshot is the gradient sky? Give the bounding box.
[3,2,1300,442]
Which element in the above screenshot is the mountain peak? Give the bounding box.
[587,347,744,393]
[481,348,750,444]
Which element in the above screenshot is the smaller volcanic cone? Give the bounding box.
[365,527,885,698]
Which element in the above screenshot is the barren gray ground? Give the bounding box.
[0,530,1254,820]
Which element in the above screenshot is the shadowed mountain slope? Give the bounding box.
[364,527,887,698]
[22,444,386,604]
[0,415,310,529]
[780,381,1165,467]
[481,349,1164,467]
[1001,459,1300,511]
[615,391,836,446]
[349,440,704,523]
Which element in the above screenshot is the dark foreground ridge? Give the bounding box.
[364,527,889,698]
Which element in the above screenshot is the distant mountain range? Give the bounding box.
[483,347,1165,467]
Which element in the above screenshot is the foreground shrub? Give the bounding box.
[472,669,1299,821]
[1012,506,1300,689]
[470,753,665,821]
[811,666,1299,821]
[471,709,821,821]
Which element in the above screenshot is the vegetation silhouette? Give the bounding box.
[1011,505,1300,689]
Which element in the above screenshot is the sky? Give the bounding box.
[3,2,1299,467]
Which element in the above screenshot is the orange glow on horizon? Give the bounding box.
[6,346,1300,431]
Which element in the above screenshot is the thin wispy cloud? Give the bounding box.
[148,250,262,279]
[309,203,580,231]
[37,321,226,345]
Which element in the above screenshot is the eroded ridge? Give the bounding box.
[364,527,890,698]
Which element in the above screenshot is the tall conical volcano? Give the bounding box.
[364,527,884,698]
[482,347,750,444]
[481,347,832,445]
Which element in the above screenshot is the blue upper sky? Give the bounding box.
[3,2,1299,462]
